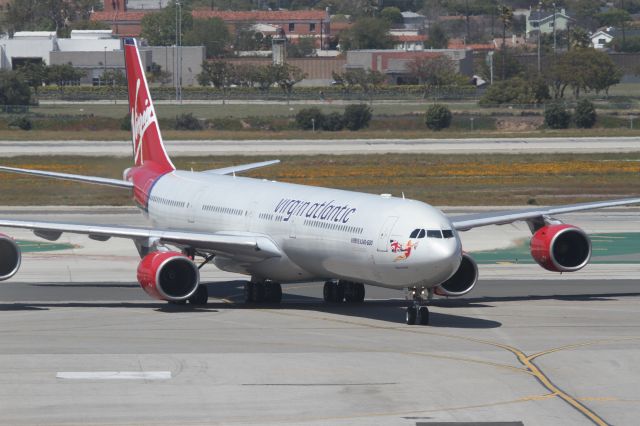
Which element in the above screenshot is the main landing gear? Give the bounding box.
[406,287,431,326]
[244,280,283,304]
[323,280,365,303]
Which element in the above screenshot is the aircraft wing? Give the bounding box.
[0,219,282,260]
[0,166,133,189]
[450,197,640,231]
[204,160,280,175]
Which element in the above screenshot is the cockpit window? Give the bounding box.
[442,230,454,238]
[410,229,420,238]
[427,230,442,238]
[417,229,426,238]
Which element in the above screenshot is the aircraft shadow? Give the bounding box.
[430,292,640,307]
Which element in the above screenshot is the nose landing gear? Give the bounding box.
[406,287,431,325]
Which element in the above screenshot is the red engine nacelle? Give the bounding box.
[530,224,591,272]
[0,233,21,281]
[434,253,479,297]
[137,251,200,301]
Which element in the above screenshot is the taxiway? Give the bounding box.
[0,207,638,425]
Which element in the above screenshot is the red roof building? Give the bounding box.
[91,1,330,48]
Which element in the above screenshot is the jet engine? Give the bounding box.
[137,251,200,301]
[0,233,21,281]
[434,253,478,297]
[530,224,591,272]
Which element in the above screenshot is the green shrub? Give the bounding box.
[206,117,243,131]
[9,116,32,130]
[343,104,372,131]
[174,113,203,131]
[544,102,571,129]
[575,99,596,128]
[321,112,344,131]
[295,107,324,130]
[425,104,452,131]
[479,76,549,106]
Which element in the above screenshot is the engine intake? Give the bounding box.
[434,253,478,297]
[137,251,200,301]
[0,234,21,281]
[530,224,591,272]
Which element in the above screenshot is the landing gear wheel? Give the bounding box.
[418,306,430,325]
[353,282,365,303]
[168,300,187,305]
[324,281,341,303]
[188,285,208,305]
[244,281,255,303]
[265,281,282,304]
[252,282,266,303]
[406,306,417,325]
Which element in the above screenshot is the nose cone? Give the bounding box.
[415,235,462,286]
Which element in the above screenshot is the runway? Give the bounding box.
[0,207,638,425]
[0,136,639,157]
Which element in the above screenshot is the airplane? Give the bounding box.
[0,38,638,325]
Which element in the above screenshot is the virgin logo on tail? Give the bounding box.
[131,78,156,165]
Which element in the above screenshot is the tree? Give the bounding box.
[425,104,452,131]
[45,64,84,86]
[140,1,193,46]
[295,107,324,130]
[406,55,466,98]
[183,18,230,58]
[569,27,591,50]
[271,63,307,95]
[15,60,47,95]
[332,68,386,94]
[197,60,235,88]
[479,76,549,106]
[3,0,101,36]
[544,102,571,129]
[343,104,372,130]
[427,23,448,49]
[100,69,126,86]
[339,17,394,50]
[233,63,260,87]
[480,50,522,82]
[380,7,403,25]
[498,4,513,81]
[547,49,621,98]
[287,37,317,58]
[147,63,172,86]
[575,99,596,129]
[0,70,31,106]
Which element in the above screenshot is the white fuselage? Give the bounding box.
[145,170,463,290]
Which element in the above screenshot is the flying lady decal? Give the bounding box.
[390,239,418,261]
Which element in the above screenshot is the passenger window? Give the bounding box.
[442,230,454,238]
[427,230,442,238]
[410,229,420,238]
[417,229,426,239]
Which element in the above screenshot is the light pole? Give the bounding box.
[175,1,182,103]
[552,2,557,56]
[103,46,107,86]
[537,2,541,73]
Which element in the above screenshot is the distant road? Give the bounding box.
[0,136,639,157]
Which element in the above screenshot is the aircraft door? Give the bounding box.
[188,188,207,224]
[376,216,398,252]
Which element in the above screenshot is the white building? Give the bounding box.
[0,31,57,68]
[591,30,613,50]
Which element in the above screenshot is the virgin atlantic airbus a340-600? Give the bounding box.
[0,38,638,325]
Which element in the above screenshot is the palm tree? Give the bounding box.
[498,4,513,80]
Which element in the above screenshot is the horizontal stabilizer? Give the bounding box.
[204,160,280,176]
[0,166,133,189]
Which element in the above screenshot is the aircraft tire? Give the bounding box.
[188,285,208,305]
[244,282,254,303]
[418,306,430,325]
[354,283,365,303]
[406,306,417,325]
[323,281,334,302]
[267,282,282,304]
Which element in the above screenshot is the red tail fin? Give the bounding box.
[124,38,175,173]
